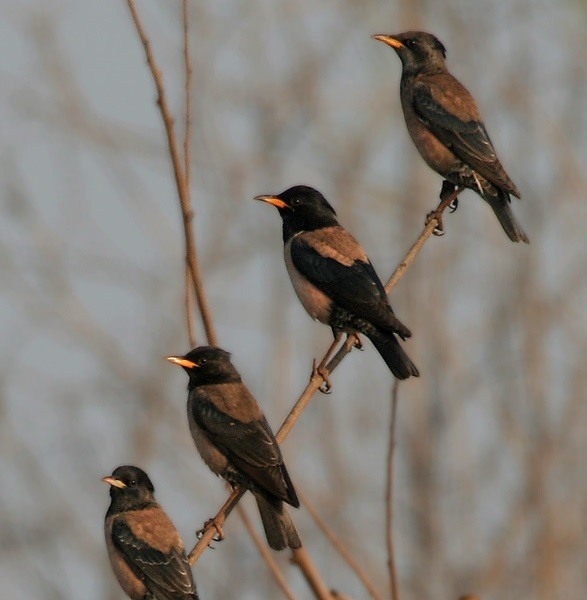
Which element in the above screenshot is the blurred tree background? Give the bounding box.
[1,1,585,598]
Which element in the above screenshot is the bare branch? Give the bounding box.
[186,188,464,560]
[385,186,464,293]
[299,489,384,600]
[291,547,335,600]
[182,0,196,347]
[386,380,400,600]
[125,0,217,345]
[237,505,299,600]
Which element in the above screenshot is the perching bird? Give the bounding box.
[256,185,419,381]
[103,465,198,600]
[166,346,301,551]
[373,31,529,243]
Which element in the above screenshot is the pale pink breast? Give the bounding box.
[284,237,332,325]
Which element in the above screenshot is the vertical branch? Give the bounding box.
[183,0,192,188]
[126,0,217,346]
[182,0,196,347]
[185,265,196,346]
[386,380,400,600]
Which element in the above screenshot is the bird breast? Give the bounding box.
[284,237,332,324]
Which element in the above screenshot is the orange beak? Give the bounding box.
[102,476,127,489]
[165,356,199,369]
[371,34,404,49]
[254,195,289,209]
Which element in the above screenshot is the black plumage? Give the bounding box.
[166,346,301,551]
[103,465,198,600]
[373,30,529,243]
[256,185,419,380]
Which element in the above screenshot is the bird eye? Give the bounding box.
[406,39,416,48]
[200,358,207,365]
[291,198,301,206]
[129,479,137,486]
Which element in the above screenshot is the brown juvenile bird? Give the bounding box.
[256,185,418,382]
[103,465,199,600]
[166,346,301,551]
[373,31,529,243]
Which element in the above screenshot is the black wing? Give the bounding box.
[290,234,410,337]
[111,519,196,600]
[193,389,295,503]
[412,80,518,194]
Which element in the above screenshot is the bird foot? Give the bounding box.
[448,198,459,213]
[425,209,446,236]
[350,333,363,350]
[197,516,225,545]
[312,359,332,394]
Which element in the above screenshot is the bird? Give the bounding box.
[255,185,419,383]
[166,346,301,551]
[372,30,529,243]
[102,465,199,600]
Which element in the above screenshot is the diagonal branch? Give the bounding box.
[187,186,465,560]
[299,489,384,600]
[237,504,299,600]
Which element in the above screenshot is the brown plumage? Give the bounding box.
[166,346,301,551]
[373,31,529,243]
[103,465,198,600]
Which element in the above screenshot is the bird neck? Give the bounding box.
[189,371,242,387]
[402,62,446,79]
[107,494,157,517]
[282,213,338,243]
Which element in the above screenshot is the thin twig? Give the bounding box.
[185,265,196,346]
[126,0,217,345]
[182,0,195,345]
[386,380,400,600]
[386,186,464,293]
[291,547,334,600]
[189,489,243,564]
[299,489,384,600]
[237,504,299,600]
[187,191,464,560]
[182,0,192,189]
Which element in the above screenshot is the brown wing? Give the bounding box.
[111,511,197,600]
[413,76,520,196]
[192,385,298,506]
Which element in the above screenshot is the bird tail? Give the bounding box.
[255,493,302,551]
[368,329,419,379]
[484,189,529,243]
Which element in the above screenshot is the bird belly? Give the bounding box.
[406,115,460,177]
[284,242,332,324]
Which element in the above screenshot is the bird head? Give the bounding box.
[102,465,156,509]
[166,346,242,387]
[372,31,447,75]
[255,185,338,240]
